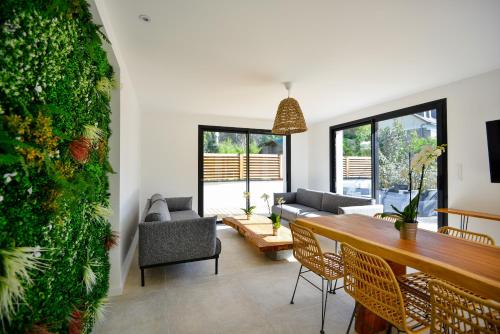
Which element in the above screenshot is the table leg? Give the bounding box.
[354,261,406,334]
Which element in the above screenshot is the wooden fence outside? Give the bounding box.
[203,153,283,181]
[343,156,372,178]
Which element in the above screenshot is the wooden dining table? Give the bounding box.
[296,214,500,333]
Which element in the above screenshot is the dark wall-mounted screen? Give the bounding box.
[486,119,500,183]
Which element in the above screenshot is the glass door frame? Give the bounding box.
[198,125,291,218]
[329,99,448,228]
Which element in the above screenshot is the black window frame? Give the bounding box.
[329,99,448,228]
[198,125,291,217]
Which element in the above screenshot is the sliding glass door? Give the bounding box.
[249,133,286,215]
[331,100,447,230]
[199,126,290,219]
[202,130,248,218]
[376,112,439,230]
[334,124,372,198]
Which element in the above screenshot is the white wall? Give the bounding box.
[92,0,142,296]
[308,69,500,241]
[140,111,309,214]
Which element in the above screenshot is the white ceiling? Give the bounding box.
[103,0,500,123]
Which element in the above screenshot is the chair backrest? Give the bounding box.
[373,213,398,223]
[429,279,500,334]
[438,226,495,245]
[341,243,407,331]
[289,223,325,277]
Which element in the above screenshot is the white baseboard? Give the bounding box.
[108,229,138,297]
[121,229,138,286]
[108,284,123,296]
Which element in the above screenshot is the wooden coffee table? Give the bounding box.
[222,215,293,260]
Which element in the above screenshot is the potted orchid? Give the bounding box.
[382,144,446,240]
[262,193,283,236]
[241,192,255,219]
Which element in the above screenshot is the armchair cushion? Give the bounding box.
[145,199,171,222]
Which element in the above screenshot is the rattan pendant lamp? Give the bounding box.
[272,82,307,135]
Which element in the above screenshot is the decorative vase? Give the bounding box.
[400,222,418,240]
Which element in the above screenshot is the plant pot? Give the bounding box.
[400,222,418,240]
[272,227,279,236]
[246,214,252,220]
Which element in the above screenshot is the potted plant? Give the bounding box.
[241,192,255,220]
[270,213,281,236]
[382,144,446,240]
[261,193,282,235]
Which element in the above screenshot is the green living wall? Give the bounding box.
[0,1,114,332]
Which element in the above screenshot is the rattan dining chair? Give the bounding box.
[437,226,496,245]
[429,279,500,333]
[373,213,399,224]
[289,223,344,334]
[398,226,496,318]
[341,243,430,334]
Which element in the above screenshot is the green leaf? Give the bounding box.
[395,220,402,231]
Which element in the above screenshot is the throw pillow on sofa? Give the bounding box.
[150,193,165,204]
[145,199,171,222]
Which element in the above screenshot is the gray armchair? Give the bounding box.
[139,196,221,286]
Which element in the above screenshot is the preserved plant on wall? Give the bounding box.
[0,0,115,332]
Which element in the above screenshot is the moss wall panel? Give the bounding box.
[0,1,114,332]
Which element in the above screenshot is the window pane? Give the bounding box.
[335,124,372,198]
[376,109,438,231]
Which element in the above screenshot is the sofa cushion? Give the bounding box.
[151,193,164,204]
[166,197,193,212]
[339,204,383,217]
[296,188,324,210]
[272,203,318,221]
[298,210,335,218]
[145,199,171,222]
[336,194,375,209]
[169,210,200,221]
[321,192,342,214]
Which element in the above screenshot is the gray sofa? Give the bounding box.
[272,188,383,222]
[139,194,221,286]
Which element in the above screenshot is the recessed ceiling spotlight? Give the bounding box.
[139,14,151,23]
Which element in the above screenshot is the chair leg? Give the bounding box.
[215,257,219,275]
[346,304,356,334]
[141,268,145,287]
[329,278,338,294]
[321,279,330,334]
[290,265,303,304]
